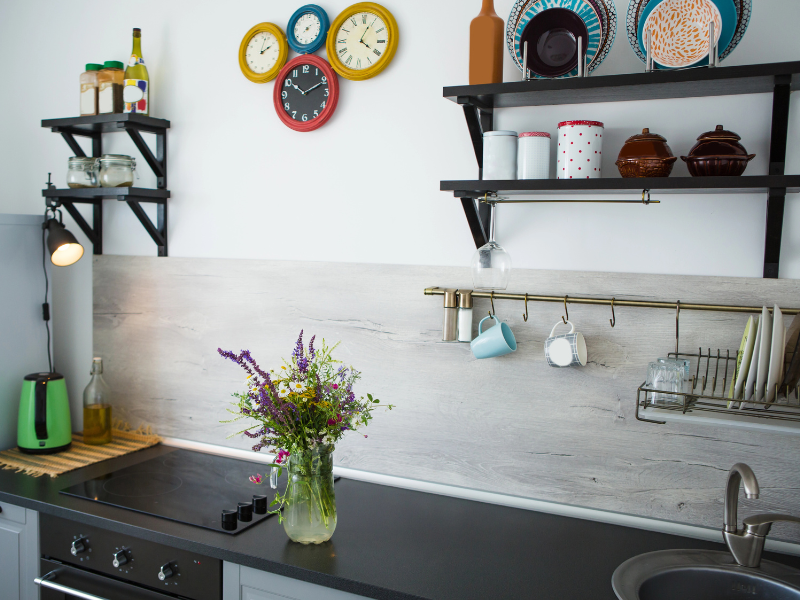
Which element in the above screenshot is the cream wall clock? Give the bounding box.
[326,2,399,81]
[239,22,289,83]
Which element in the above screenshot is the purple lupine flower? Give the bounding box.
[292,330,304,360]
[308,335,316,359]
[297,356,309,373]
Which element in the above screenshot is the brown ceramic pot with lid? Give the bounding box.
[681,125,756,176]
[616,128,677,178]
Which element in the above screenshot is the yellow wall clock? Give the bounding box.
[326,3,399,81]
[238,22,289,83]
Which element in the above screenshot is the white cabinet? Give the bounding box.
[0,501,39,600]
[223,562,370,600]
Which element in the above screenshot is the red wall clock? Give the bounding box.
[273,55,339,132]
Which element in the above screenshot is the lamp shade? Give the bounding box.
[46,219,84,266]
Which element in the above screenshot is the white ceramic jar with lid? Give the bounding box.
[99,155,136,187]
[557,120,604,179]
[483,131,518,180]
[517,132,551,179]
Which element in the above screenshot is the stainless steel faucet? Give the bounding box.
[723,463,800,568]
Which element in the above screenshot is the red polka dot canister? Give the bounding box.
[557,120,604,180]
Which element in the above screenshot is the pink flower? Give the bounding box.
[327,418,336,426]
[275,449,291,464]
[249,474,263,484]
[332,383,338,389]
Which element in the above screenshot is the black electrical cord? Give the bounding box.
[42,215,53,373]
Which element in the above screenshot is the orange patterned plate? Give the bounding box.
[641,0,722,68]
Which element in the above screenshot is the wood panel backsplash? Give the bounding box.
[94,256,800,542]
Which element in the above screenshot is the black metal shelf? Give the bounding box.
[444,61,800,108]
[442,175,800,197]
[447,61,797,278]
[42,114,170,257]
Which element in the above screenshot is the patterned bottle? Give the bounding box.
[124,28,150,115]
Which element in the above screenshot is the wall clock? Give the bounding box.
[287,4,330,55]
[273,55,339,132]
[326,2,399,81]
[238,22,289,83]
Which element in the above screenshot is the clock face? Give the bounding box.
[245,31,280,74]
[294,13,321,45]
[280,64,330,124]
[334,12,389,71]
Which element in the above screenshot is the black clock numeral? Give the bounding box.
[362,14,367,24]
[315,68,319,75]
[285,78,292,87]
[292,69,298,77]
[345,55,352,66]
[338,47,347,55]
[321,101,327,109]
[284,102,290,111]
[282,91,287,99]
[367,56,372,65]
[292,111,297,119]
[337,39,346,44]
[357,58,361,69]
[377,39,386,43]
[350,17,357,27]
[341,28,350,33]
[375,27,385,33]
[373,49,381,56]
[314,110,319,118]
[321,76,327,83]
[302,65,309,73]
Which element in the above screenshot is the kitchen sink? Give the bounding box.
[612,549,800,600]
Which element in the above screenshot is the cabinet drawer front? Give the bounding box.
[0,501,27,525]
[243,585,298,600]
[0,523,22,600]
[239,566,369,600]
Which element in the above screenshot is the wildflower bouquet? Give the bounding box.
[218,331,391,543]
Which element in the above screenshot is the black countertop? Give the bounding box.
[1,444,799,600]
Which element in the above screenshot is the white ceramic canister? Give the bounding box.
[483,131,518,180]
[517,132,551,179]
[557,120,604,179]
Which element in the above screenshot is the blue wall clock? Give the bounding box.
[287,4,330,54]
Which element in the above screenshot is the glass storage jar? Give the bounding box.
[66,157,99,188]
[99,155,136,187]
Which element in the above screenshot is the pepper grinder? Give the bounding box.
[442,289,458,341]
[457,290,474,342]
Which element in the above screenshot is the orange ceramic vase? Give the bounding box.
[469,0,504,85]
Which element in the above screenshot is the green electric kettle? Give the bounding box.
[17,372,72,454]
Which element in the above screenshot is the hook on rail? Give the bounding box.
[562,295,569,324]
[523,293,529,322]
[610,297,616,328]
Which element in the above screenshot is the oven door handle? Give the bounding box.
[34,569,111,600]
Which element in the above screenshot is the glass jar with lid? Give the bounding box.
[99,155,136,187]
[67,157,99,188]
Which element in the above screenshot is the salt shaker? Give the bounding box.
[442,289,458,342]
[457,290,474,342]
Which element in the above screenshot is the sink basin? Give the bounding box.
[613,549,800,600]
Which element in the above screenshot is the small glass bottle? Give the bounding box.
[98,61,125,114]
[457,290,474,342]
[83,357,112,445]
[124,28,150,115]
[79,63,103,116]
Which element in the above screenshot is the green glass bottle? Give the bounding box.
[123,28,150,115]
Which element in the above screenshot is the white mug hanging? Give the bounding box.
[544,320,587,367]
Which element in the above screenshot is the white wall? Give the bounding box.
[0,1,799,425]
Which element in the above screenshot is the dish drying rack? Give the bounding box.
[636,348,800,426]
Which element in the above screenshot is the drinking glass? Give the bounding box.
[471,202,512,290]
[646,361,685,406]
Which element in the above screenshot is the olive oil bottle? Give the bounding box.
[123,28,150,114]
[83,357,113,445]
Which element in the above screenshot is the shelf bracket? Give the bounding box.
[763,75,791,278]
[52,127,102,158]
[126,128,167,189]
[461,197,490,248]
[457,97,493,248]
[60,200,102,255]
[127,199,168,257]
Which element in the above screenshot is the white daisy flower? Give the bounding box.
[291,381,307,394]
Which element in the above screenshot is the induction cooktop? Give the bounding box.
[60,449,288,534]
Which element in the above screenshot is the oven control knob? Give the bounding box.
[70,538,87,556]
[158,563,174,581]
[112,549,129,568]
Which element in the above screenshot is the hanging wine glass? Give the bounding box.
[471,201,511,290]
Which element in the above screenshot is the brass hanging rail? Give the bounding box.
[423,287,800,316]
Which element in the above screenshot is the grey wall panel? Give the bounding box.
[94,256,800,542]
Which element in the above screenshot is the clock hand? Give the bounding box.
[260,44,273,55]
[303,82,323,94]
[292,84,306,95]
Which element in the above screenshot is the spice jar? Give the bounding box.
[98,61,125,114]
[80,63,103,116]
[99,155,136,187]
[483,131,518,180]
[67,157,99,189]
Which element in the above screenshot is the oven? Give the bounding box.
[37,514,221,600]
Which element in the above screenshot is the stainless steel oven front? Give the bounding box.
[38,514,221,600]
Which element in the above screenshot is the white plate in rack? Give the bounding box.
[742,315,762,407]
[766,304,785,405]
[755,305,772,404]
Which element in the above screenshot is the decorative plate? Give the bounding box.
[637,0,736,69]
[720,0,751,60]
[511,0,602,77]
[589,0,617,71]
[626,0,651,62]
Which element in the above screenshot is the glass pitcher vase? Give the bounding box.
[279,445,336,544]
